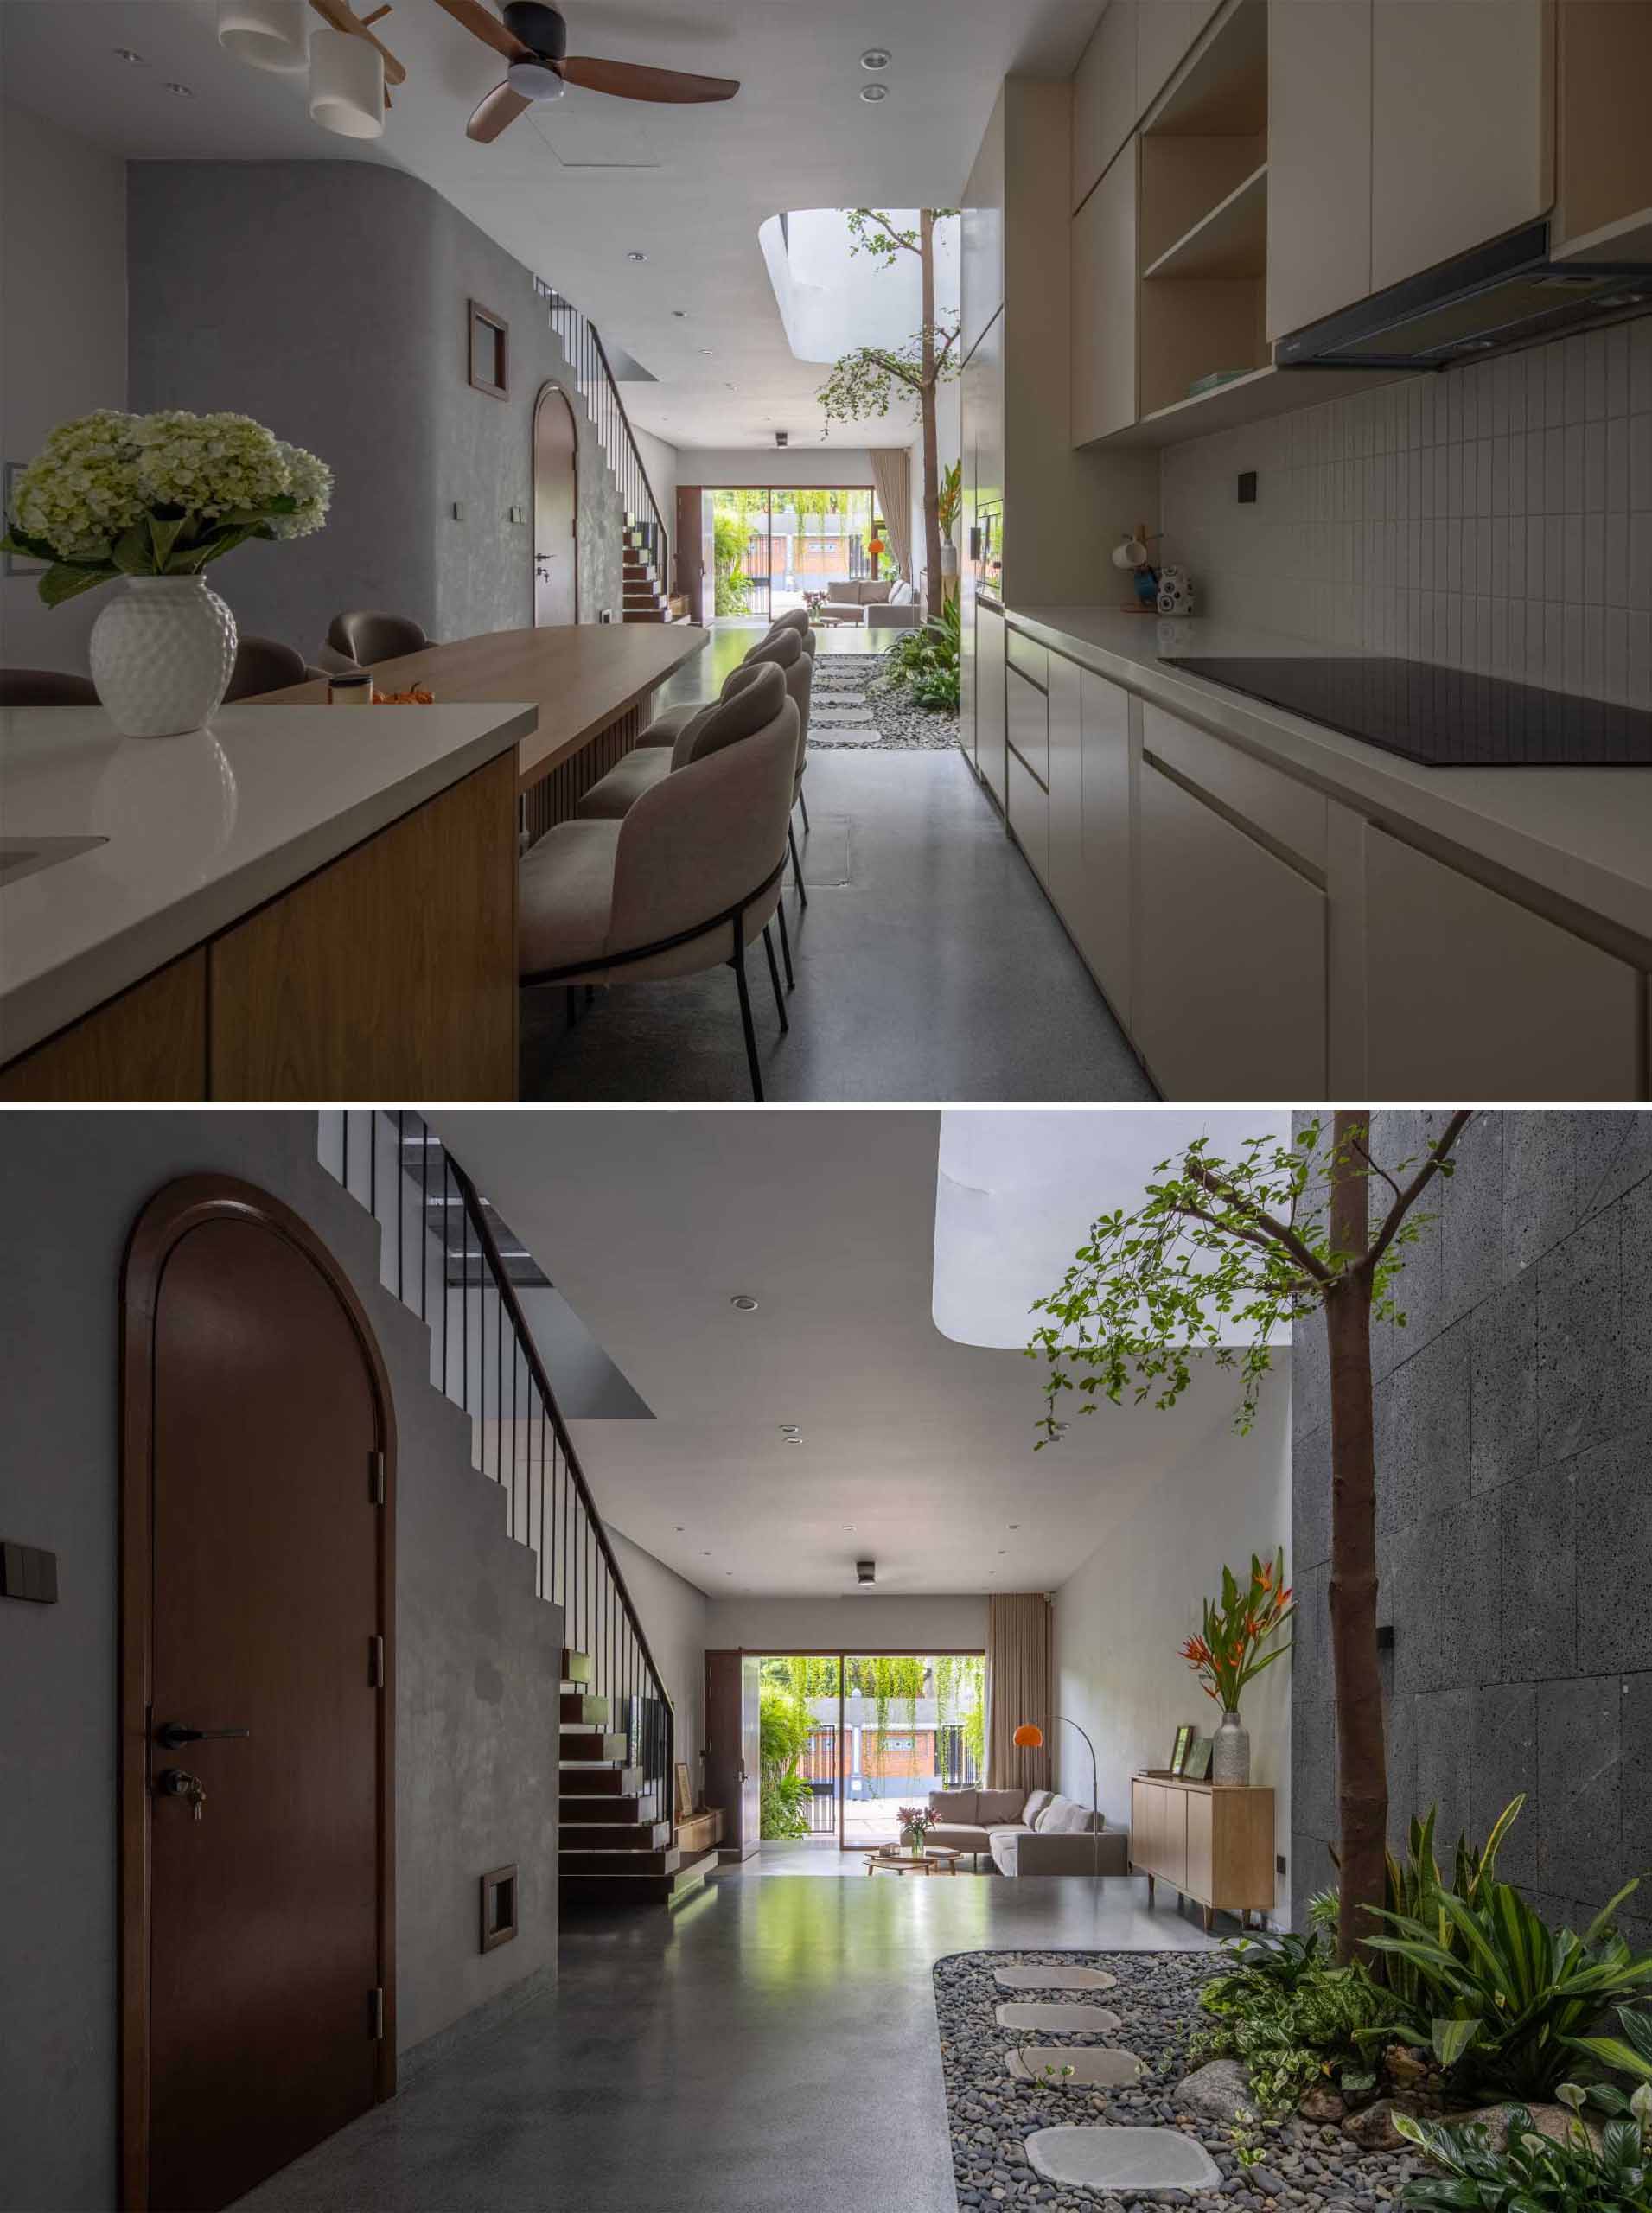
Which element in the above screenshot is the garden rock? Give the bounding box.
[1297,2087,1346,2124]
[1462,2103,1606,2153]
[1174,2059,1255,2122]
[1024,2126,1223,2192]
[1340,2098,1418,2151]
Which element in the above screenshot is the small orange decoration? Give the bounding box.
[372,684,437,705]
[867,536,884,558]
[1012,1722,1044,1749]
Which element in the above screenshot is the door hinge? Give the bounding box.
[369,1987,385,2040]
[369,1449,386,1506]
[369,1634,386,1688]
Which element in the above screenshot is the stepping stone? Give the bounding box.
[1024,2125,1222,2192]
[995,2001,1123,2034]
[995,1964,1118,1992]
[1007,2045,1145,2087]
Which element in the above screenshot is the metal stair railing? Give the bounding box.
[534,278,669,602]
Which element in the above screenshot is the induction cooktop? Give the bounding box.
[1168,656,1652,768]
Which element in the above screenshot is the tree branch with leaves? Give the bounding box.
[1026,1111,1472,1966]
[817,208,959,620]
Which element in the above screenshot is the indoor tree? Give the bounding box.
[817,208,958,619]
[1026,1112,1471,1965]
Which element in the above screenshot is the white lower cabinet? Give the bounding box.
[975,604,1007,811]
[1135,761,1328,1099]
[1362,830,1642,1099]
[1046,653,1085,936]
[1005,742,1049,888]
[1078,667,1132,1024]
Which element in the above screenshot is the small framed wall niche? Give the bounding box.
[468,301,509,399]
[480,1864,518,1952]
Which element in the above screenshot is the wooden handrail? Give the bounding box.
[442,1148,676,1716]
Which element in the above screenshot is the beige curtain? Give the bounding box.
[869,448,913,583]
[985,1592,1053,1793]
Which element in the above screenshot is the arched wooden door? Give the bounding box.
[533,381,579,627]
[120,1177,395,2212]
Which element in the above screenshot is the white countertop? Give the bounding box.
[0,698,537,1063]
[1006,605,1652,952]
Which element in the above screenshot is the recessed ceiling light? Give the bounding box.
[702,1549,711,1555]
[730,1294,759,1311]
[672,309,688,318]
[859,83,888,103]
[1008,1523,1019,1530]
[698,348,716,357]
[114,47,147,64]
[842,1523,854,1530]
[675,1525,685,1532]
[998,1549,1006,1556]
[779,1424,800,1435]
[164,80,195,96]
[626,250,648,262]
[860,47,891,68]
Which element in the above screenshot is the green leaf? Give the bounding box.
[1432,2017,1484,2067]
[111,522,156,576]
[39,561,117,606]
[1561,2031,1652,2082]
[147,511,188,567]
[1,527,61,563]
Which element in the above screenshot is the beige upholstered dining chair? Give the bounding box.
[519,695,800,1100]
[0,667,99,706]
[324,609,429,666]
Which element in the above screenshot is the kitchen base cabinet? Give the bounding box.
[1046,653,1085,930]
[1005,743,1050,889]
[1131,1774,1275,1932]
[0,951,207,1100]
[1362,829,1641,1099]
[1135,758,1328,1098]
[1078,668,1133,1024]
[975,604,1008,812]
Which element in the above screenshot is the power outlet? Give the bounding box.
[1276,1853,1287,1876]
[1237,470,1258,504]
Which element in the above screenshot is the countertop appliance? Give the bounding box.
[1169,655,1652,768]
[1274,221,1651,370]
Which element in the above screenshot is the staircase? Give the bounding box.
[533,277,672,626]
[321,1109,717,1910]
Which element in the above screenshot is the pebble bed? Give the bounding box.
[934,1950,1420,2213]
[808,653,960,751]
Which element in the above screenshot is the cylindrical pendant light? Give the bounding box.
[308,28,386,138]
[217,0,310,73]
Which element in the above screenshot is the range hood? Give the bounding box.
[1274,221,1652,371]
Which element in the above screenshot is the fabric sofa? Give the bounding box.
[926,1787,1128,1876]
[815,578,921,628]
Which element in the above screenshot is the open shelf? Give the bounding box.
[1097,360,1406,450]
[1143,162,1267,281]
[1145,0,1267,138]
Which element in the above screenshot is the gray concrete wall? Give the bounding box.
[1291,1111,1652,1949]
[0,1113,561,2213]
[126,161,622,657]
[606,1526,711,1794]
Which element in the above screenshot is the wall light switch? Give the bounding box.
[1276,1853,1287,1876]
[1,1540,59,1604]
[452,501,466,521]
[507,504,526,525]
[1237,471,1257,504]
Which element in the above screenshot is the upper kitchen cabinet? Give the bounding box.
[960,93,1005,363]
[1072,146,1139,443]
[1552,0,1652,261]
[1072,1,1138,212]
[1266,0,1371,339]
[1370,0,1550,294]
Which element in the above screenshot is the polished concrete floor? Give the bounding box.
[233,1874,1215,2213]
[520,628,1153,1102]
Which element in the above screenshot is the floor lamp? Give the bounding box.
[1014,1718,1102,1878]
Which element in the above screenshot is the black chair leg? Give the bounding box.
[730,945,763,1100]
[762,925,789,1031]
[775,898,795,989]
[797,787,811,832]
[788,822,809,907]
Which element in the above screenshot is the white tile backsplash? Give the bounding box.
[1159,320,1652,705]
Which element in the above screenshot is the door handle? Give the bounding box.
[156,1721,251,1749]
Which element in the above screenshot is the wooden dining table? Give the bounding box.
[251,622,711,838]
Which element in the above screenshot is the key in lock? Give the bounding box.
[159,1767,207,1821]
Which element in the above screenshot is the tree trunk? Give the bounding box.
[1326,1110,1387,1966]
[920,208,944,622]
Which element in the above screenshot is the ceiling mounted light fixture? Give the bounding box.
[627,250,648,262]
[859,83,888,102]
[217,0,311,73]
[308,27,385,136]
[164,80,196,96]
[860,47,891,68]
[114,46,148,64]
[730,1293,759,1311]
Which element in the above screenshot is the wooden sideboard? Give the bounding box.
[1129,1770,1274,1931]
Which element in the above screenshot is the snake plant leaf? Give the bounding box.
[1431,2016,1483,2067]
[1581,1878,1643,1949]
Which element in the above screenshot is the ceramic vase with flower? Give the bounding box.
[1179,1547,1296,1788]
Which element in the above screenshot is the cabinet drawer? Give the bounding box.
[1137,761,1328,1098]
[1159,1784,1188,1887]
[1006,663,1049,786]
[1005,738,1050,887]
[1143,702,1326,871]
[1363,829,1641,1099]
[1006,629,1049,691]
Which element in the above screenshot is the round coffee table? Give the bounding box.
[864,1847,960,1876]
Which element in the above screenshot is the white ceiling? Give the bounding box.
[431,1109,1290,1600]
[3,0,1101,450]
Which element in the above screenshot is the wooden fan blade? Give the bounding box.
[431,0,532,61]
[468,80,533,139]
[558,55,738,102]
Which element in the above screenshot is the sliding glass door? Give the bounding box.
[754,1652,984,1852]
[707,489,884,624]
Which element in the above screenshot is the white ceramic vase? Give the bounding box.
[1211,1708,1251,1787]
[90,576,238,737]
[940,541,959,577]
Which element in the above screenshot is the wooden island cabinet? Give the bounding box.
[1130,1771,1275,1930]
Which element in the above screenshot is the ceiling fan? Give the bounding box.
[433,0,739,140]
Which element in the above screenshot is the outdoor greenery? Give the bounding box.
[1190,1931,1389,2114]
[754,1652,985,1810]
[1396,2087,1652,2213]
[712,507,752,616]
[883,594,961,711]
[758,1689,812,1840]
[1181,1550,1295,1716]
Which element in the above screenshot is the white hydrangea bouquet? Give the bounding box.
[3,407,331,604]
[3,409,333,736]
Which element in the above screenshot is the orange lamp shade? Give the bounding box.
[1013,1722,1044,1748]
[868,537,884,557]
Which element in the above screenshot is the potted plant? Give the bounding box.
[936,459,962,583]
[2,408,331,737]
[1180,1549,1295,1785]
